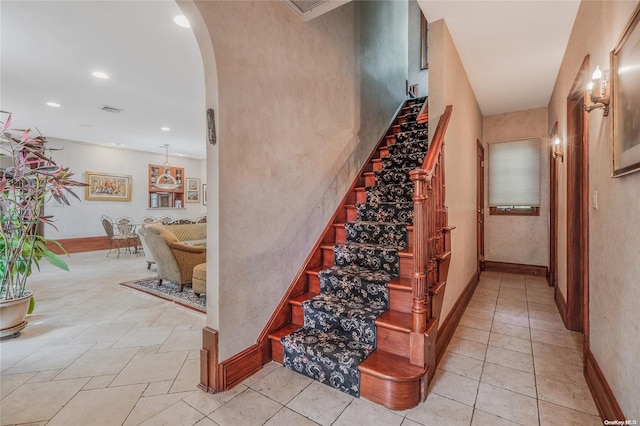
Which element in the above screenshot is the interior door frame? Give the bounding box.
[477,139,485,273]
[565,55,590,335]
[549,122,559,288]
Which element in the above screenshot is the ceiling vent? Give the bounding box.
[282,0,350,22]
[100,105,124,114]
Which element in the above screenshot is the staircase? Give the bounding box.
[267,97,453,410]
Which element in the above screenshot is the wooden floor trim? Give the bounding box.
[585,348,625,421]
[217,344,263,391]
[199,327,220,393]
[45,236,111,254]
[554,287,569,329]
[435,271,479,361]
[483,260,548,278]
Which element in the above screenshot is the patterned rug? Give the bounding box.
[281,96,428,397]
[119,277,206,313]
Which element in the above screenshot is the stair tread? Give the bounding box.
[290,292,318,305]
[304,293,388,321]
[388,276,411,290]
[319,265,395,283]
[282,327,375,361]
[269,324,302,340]
[306,266,323,275]
[359,350,426,380]
[376,310,412,332]
[334,240,405,252]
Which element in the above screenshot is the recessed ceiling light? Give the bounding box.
[111,143,125,147]
[174,15,190,28]
[46,102,61,108]
[92,71,109,79]
[161,127,171,131]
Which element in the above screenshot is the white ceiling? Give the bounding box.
[0,0,207,159]
[419,0,581,115]
[1,1,580,159]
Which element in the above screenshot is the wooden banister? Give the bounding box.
[408,105,453,378]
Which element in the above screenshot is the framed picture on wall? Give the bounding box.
[202,184,207,205]
[611,2,640,177]
[186,178,200,203]
[85,171,132,202]
[421,13,428,70]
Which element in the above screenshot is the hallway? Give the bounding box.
[0,253,601,425]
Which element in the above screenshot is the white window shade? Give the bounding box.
[489,138,541,207]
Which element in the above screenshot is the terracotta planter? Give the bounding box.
[0,291,32,338]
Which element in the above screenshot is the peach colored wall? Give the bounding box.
[483,107,550,268]
[428,20,483,321]
[192,0,410,360]
[548,0,640,419]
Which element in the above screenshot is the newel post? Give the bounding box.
[409,169,429,334]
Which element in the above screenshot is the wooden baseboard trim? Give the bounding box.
[435,271,479,361]
[217,344,263,391]
[199,327,219,393]
[484,261,548,278]
[585,348,625,421]
[45,236,111,254]
[199,327,264,393]
[554,287,569,329]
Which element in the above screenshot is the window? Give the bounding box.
[488,138,541,216]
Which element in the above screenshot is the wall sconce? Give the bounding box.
[584,66,610,116]
[552,136,564,162]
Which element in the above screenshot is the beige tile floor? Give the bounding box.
[1,253,602,425]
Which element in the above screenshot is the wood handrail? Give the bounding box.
[421,105,453,173]
[409,105,453,372]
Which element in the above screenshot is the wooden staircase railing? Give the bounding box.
[408,105,453,395]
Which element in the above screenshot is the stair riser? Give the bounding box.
[359,372,422,411]
[322,247,334,267]
[388,142,429,157]
[307,272,321,294]
[374,169,414,186]
[336,226,414,251]
[346,206,357,222]
[303,309,377,345]
[356,203,414,225]
[344,223,408,250]
[319,273,390,308]
[334,244,400,276]
[292,304,304,326]
[365,174,375,187]
[376,327,410,357]
[389,288,412,313]
[356,189,366,204]
[271,339,284,364]
[399,256,414,279]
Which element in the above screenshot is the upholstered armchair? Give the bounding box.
[137,225,157,269]
[141,223,206,291]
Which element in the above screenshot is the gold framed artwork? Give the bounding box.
[85,171,132,202]
[611,2,640,177]
[421,13,428,70]
[186,177,200,203]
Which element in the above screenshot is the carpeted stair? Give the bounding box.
[281,97,429,397]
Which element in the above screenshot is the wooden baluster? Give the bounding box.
[409,169,429,334]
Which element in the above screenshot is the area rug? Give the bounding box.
[119,277,206,313]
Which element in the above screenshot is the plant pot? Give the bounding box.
[0,291,33,338]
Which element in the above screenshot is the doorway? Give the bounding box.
[477,140,485,273]
[565,56,590,334]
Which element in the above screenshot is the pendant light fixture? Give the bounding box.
[152,144,180,190]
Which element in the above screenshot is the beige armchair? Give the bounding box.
[141,223,206,291]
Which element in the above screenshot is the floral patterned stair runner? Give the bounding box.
[281,97,428,397]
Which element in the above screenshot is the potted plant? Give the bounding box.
[1,112,85,337]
